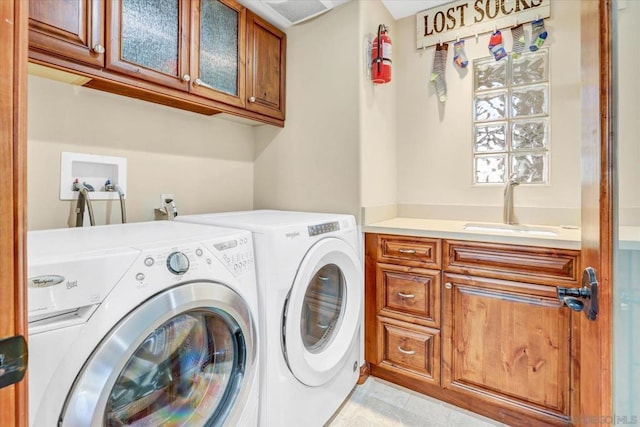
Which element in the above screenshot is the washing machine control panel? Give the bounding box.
[166,251,190,275]
[209,235,254,277]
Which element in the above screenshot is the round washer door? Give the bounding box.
[283,237,362,387]
[61,281,257,427]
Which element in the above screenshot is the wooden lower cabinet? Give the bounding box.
[365,233,580,426]
[442,274,571,421]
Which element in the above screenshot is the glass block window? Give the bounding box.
[473,49,549,184]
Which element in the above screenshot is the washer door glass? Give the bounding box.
[301,264,345,353]
[106,310,239,426]
[61,282,256,427]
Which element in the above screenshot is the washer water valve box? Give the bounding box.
[60,152,127,201]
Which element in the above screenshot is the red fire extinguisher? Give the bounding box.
[371,24,391,84]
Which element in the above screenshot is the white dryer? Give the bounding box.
[177,210,363,427]
[27,221,259,427]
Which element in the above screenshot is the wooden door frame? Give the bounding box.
[579,0,613,422]
[0,0,28,426]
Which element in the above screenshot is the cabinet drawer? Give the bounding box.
[377,234,441,269]
[378,317,440,385]
[377,263,440,327]
[444,240,580,286]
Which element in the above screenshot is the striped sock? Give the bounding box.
[430,43,448,102]
[511,24,526,58]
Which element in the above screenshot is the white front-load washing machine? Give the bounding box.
[27,221,259,427]
[177,210,363,427]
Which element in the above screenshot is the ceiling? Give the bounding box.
[380,0,452,20]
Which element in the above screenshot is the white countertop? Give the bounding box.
[363,217,640,252]
[363,218,582,250]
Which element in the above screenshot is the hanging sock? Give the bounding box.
[430,43,448,102]
[510,24,526,58]
[488,30,507,61]
[453,40,468,68]
[529,18,548,51]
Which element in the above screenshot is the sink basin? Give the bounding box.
[463,223,559,237]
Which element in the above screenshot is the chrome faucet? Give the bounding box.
[503,174,520,225]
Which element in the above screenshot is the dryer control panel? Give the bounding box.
[308,221,340,236]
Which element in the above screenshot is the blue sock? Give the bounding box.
[530,18,548,51]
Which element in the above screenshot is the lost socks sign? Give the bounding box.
[415,0,550,49]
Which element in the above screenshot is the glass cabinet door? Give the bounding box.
[190,0,246,107]
[106,0,190,91]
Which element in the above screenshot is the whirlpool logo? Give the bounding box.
[28,275,65,288]
[285,231,300,239]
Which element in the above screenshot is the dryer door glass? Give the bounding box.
[283,237,363,387]
[301,264,345,353]
[105,309,243,426]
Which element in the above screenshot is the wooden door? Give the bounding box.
[0,1,28,426]
[190,0,246,108]
[578,0,614,422]
[106,0,190,90]
[245,11,285,120]
[28,0,104,67]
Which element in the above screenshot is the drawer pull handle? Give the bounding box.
[397,346,415,355]
[445,282,452,289]
[397,248,416,254]
[397,292,415,299]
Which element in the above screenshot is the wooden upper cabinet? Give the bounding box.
[246,11,285,120]
[28,0,287,125]
[29,0,105,67]
[190,0,246,107]
[106,0,191,91]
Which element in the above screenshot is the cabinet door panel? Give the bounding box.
[106,0,189,90]
[190,0,245,107]
[442,274,571,420]
[246,11,285,119]
[29,0,104,67]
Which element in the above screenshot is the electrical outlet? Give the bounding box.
[160,193,174,205]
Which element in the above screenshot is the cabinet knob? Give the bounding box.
[445,282,452,289]
[248,96,256,103]
[182,74,191,82]
[92,44,105,54]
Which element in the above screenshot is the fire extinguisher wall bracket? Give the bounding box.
[371,24,392,84]
[365,36,373,78]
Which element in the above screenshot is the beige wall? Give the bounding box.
[359,1,396,209]
[394,0,582,225]
[617,0,640,226]
[28,75,254,230]
[252,0,361,220]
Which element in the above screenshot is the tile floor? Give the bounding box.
[326,377,506,427]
